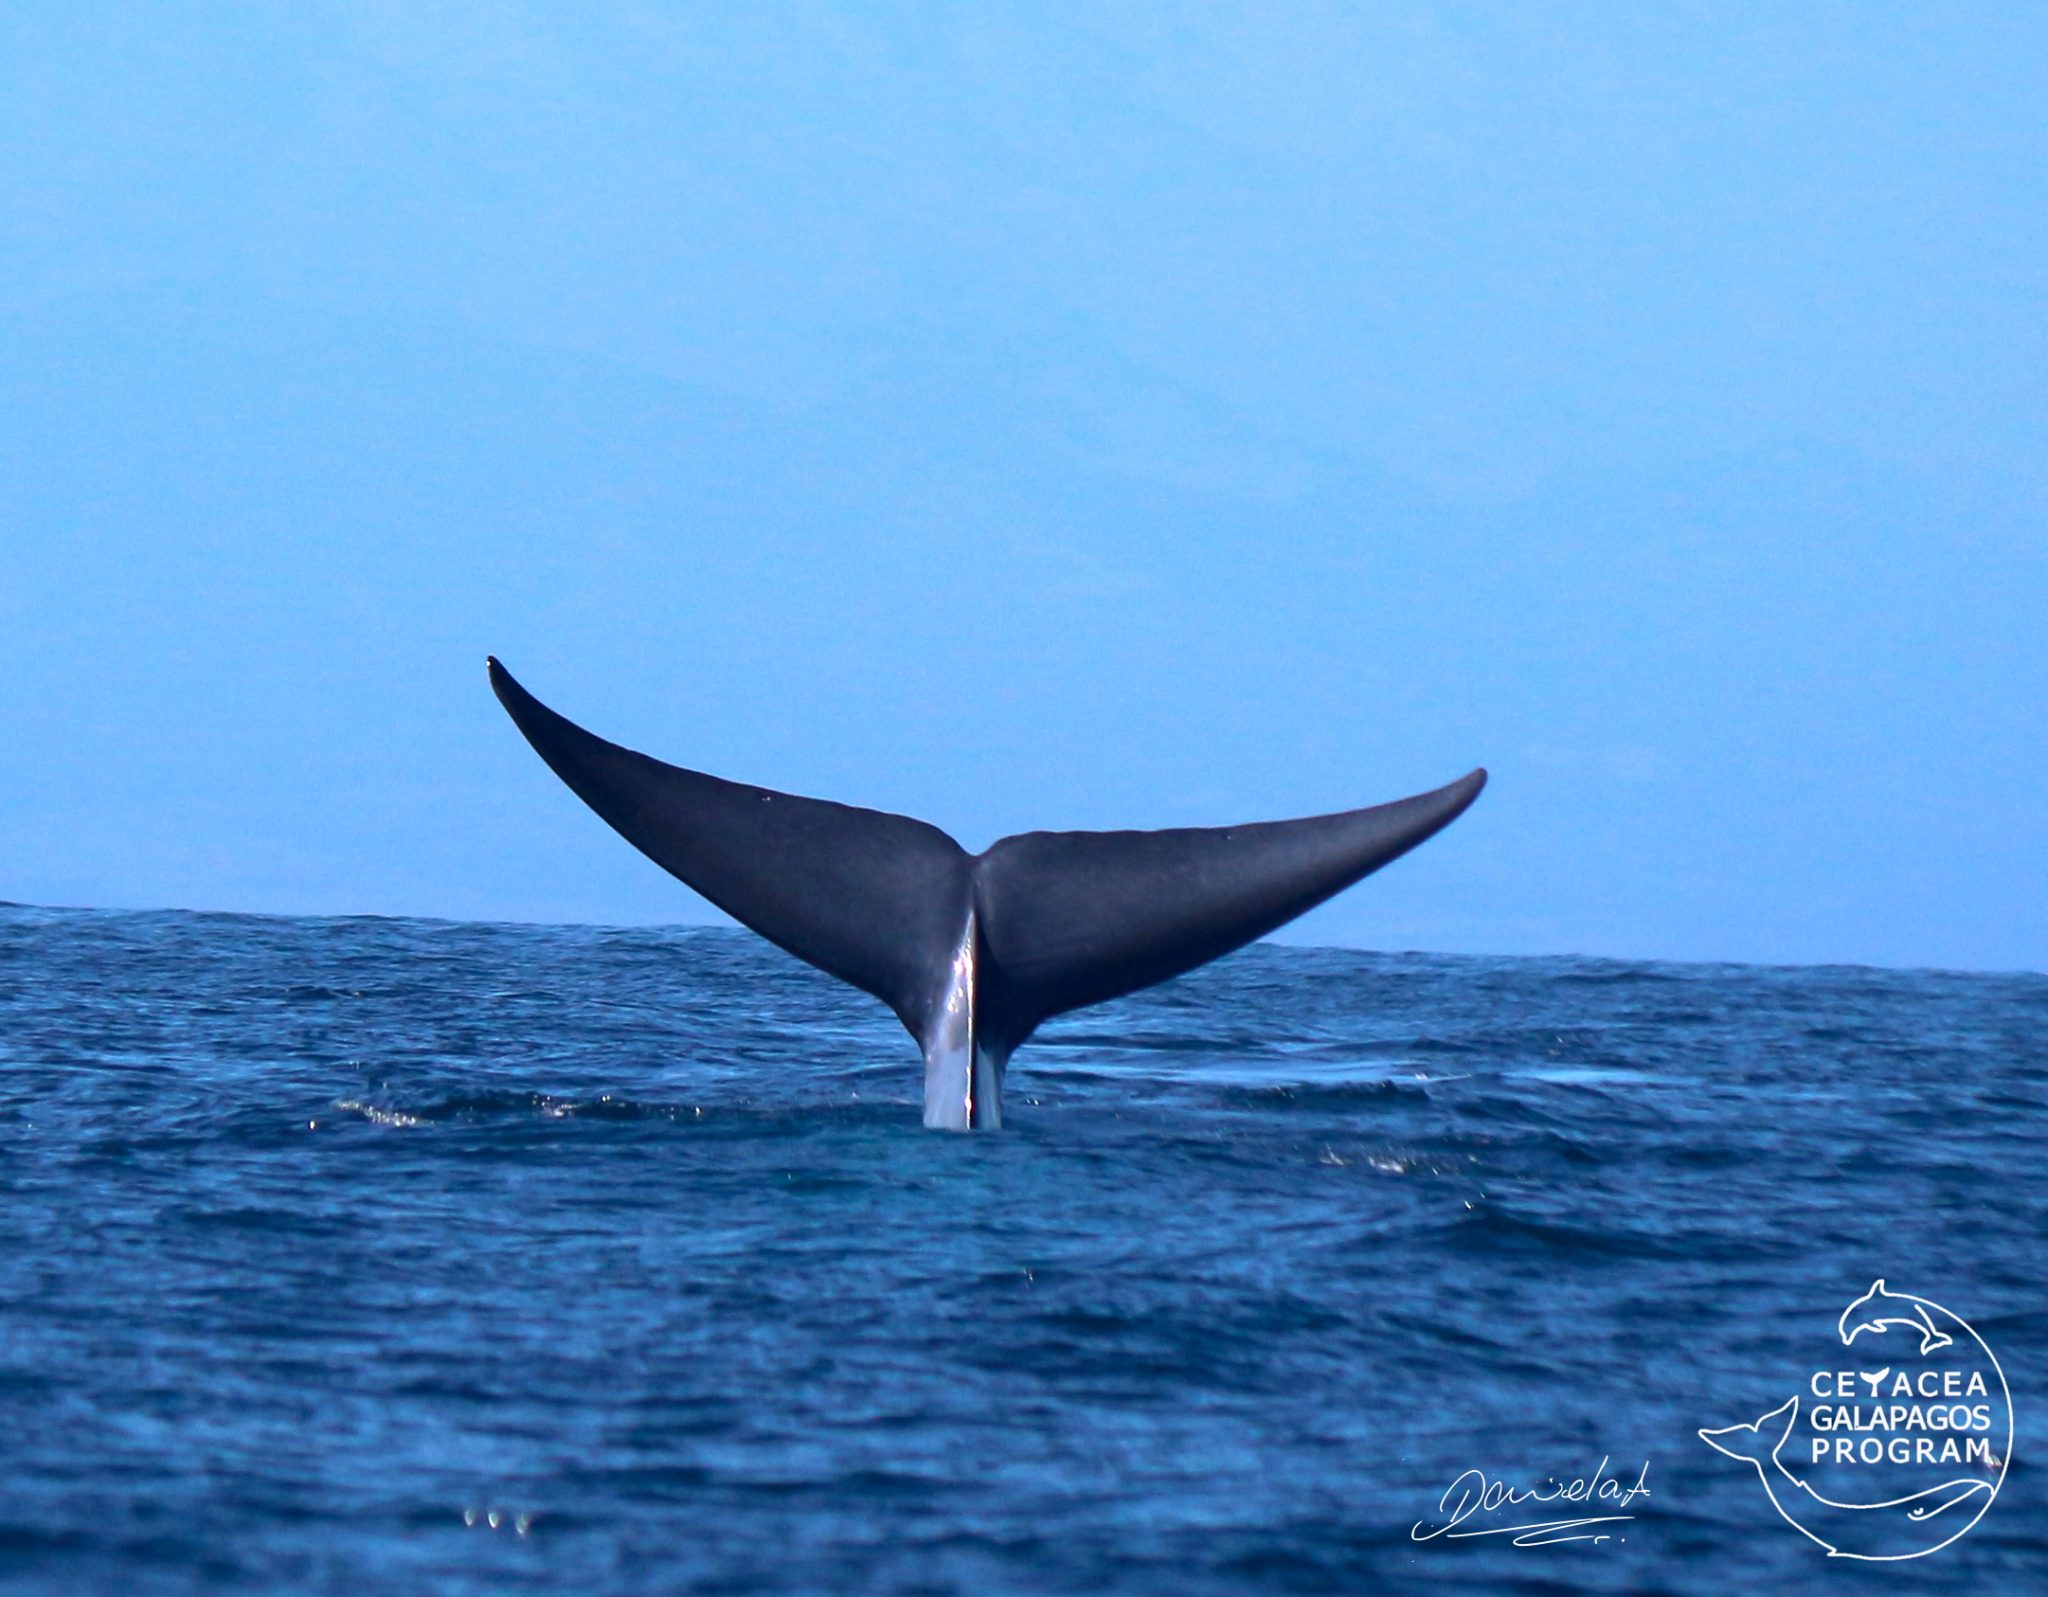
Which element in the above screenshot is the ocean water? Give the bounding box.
[0,902,2041,1595]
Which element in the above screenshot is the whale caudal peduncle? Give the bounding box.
[919,907,1009,1131]
[487,657,1486,1131]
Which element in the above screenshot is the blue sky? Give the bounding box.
[3,5,2042,971]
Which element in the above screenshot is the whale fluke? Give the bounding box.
[974,776,1487,1036]
[1698,1397,1801,1465]
[489,658,1485,1129]
[489,659,973,1038]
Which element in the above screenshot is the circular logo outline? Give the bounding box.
[1698,1280,2011,1562]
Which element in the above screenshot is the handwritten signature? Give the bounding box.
[1412,1456,1652,1548]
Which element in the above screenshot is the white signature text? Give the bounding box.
[1411,1456,1652,1548]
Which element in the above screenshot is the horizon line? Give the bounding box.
[2,896,2039,982]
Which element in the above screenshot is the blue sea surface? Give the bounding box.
[0,903,2041,1594]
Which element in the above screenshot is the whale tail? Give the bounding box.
[1698,1397,1800,1466]
[488,659,1485,1129]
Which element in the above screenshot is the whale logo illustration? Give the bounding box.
[1698,1283,2011,1561]
[1698,1395,1989,1560]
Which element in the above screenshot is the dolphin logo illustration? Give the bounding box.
[1841,1280,1953,1356]
[1698,1396,1991,1561]
[487,658,1486,1129]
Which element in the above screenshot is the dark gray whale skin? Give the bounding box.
[488,657,1485,1129]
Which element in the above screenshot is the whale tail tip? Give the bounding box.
[1698,1397,1799,1464]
